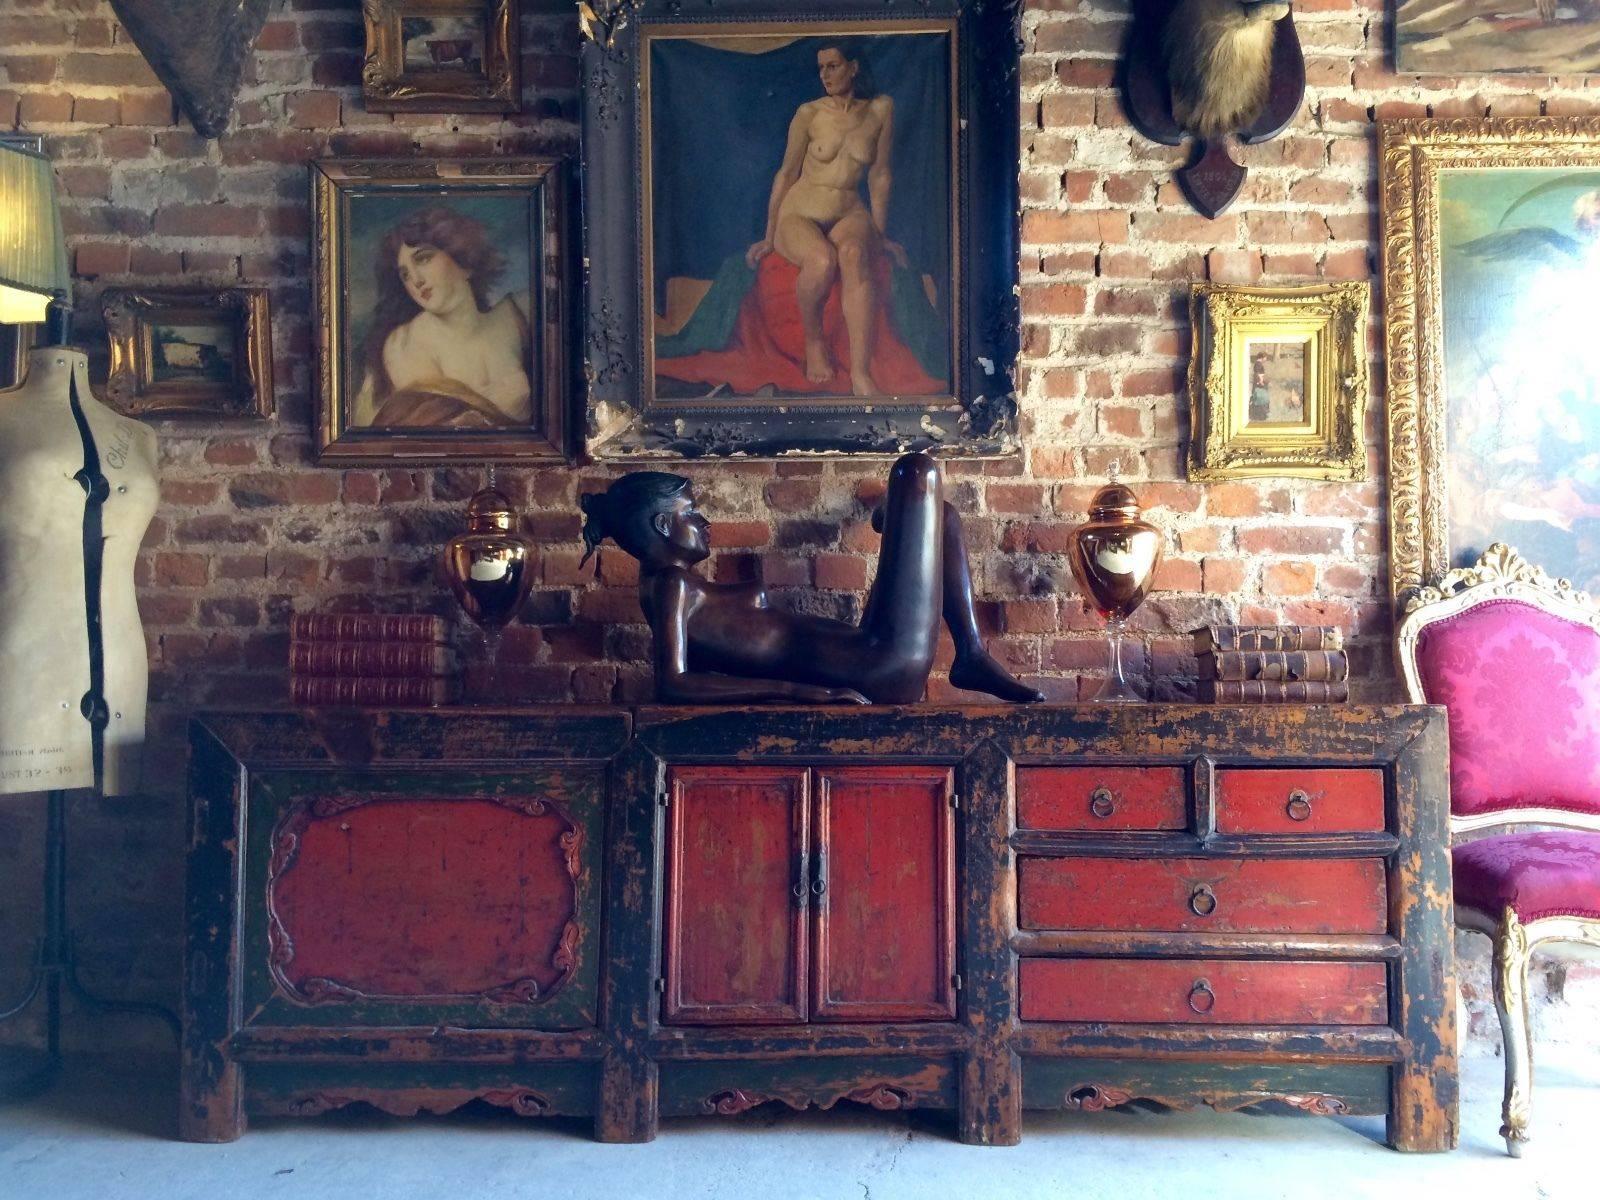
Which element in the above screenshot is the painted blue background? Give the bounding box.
[648,31,952,313]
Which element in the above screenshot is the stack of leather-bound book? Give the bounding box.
[1192,624,1348,703]
[288,613,459,706]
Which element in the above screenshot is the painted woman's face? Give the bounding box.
[396,242,471,315]
[817,49,858,98]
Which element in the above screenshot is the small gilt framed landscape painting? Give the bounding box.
[362,0,519,113]
[1187,281,1369,482]
[100,286,274,419]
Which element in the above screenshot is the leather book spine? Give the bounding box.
[290,613,447,644]
[289,675,455,707]
[1198,650,1349,683]
[1191,625,1344,654]
[290,639,456,677]
[1198,680,1351,703]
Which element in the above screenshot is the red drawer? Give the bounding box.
[1216,769,1385,835]
[1017,766,1186,832]
[1017,856,1387,934]
[1019,958,1389,1025]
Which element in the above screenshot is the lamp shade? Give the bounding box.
[0,142,69,325]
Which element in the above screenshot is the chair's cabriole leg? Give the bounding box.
[1493,906,1534,1157]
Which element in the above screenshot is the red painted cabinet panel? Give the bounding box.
[1018,856,1387,934]
[270,795,583,1004]
[1215,768,1386,835]
[1019,958,1389,1025]
[813,767,956,1022]
[663,767,809,1025]
[1017,766,1187,832]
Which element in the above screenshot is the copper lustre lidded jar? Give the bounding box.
[442,481,534,700]
[1067,470,1164,703]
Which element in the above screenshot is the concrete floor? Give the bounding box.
[0,1053,1595,1200]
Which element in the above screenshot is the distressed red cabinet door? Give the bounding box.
[812,766,956,1022]
[663,766,809,1025]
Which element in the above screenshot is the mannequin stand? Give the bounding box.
[0,789,179,1101]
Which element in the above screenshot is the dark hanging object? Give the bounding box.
[1122,0,1306,219]
[109,0,277,139]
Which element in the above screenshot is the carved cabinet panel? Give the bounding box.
[663,763,957,1027]
[243,766,603,1031]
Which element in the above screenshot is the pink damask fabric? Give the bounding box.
[1415,598,1600,818]
[1454,831,1600,921]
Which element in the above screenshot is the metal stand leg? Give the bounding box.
[0,790,179,1102]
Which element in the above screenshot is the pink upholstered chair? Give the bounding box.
[1397,543,1600,1156]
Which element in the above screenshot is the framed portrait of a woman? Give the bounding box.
[580,0,1020,459]
[312,157,572,462]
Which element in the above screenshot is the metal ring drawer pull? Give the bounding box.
[1189,884,1218,917]
[1286,790,1313,822]
[1188,979,1216,1015]
[793,882,806,899]
[811,877,827,897]
[1089,787,1116,819]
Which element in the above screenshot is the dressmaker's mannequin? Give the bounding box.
[0,346,157,796]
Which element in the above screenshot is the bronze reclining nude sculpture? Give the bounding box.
[579,451,1043,705]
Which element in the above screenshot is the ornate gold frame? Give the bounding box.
[311,157,571,464]
[1379,116,1600,602]
[101,286,273,419]
[361,0,519,113]
[1186,281,1368,482]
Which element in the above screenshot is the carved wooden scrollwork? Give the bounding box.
[283,1088,551,1120]
[266,792,587,1008]
[700,1083,915,1116]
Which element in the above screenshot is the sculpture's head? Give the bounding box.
[580,471,711,569]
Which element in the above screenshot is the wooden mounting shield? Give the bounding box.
[1122,0,1306,219]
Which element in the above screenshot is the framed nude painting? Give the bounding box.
[1382,117,1600,600]
[311,157,572,463]
[580,0,1021,459]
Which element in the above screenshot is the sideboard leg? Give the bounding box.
[958,1046,1021,1146]
[1387,1061,1458,1153]
[179,1059,245,1143]
[596,1053,658,1143]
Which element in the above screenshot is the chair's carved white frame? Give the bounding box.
[1397,542,1600,1156]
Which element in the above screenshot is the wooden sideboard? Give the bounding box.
[182,705,1457,1150]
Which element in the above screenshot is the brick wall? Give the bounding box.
[0,0,1593,1055]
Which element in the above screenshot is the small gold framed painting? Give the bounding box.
[362,0,519,114]
[1186,281,1369,482]
[101,286,274,419]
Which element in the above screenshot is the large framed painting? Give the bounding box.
[1395,1,1600,74]
[311,157,573,463]
[1381,117,1600,601]
[579,0,1021,459]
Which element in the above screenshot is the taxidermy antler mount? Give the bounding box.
[1122,0,1306,219]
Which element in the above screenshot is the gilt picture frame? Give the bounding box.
[362,0,520,114]
[579,0,1022,460]
[311,157,572,463]
[1381,117,1600,602]
[1186,282,1369,483]
[101,286,274,419]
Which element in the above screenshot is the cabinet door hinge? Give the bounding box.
[658,787,671,808]
[951,973,963,990]
[655,976,666,993]
[949,792,961,811]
